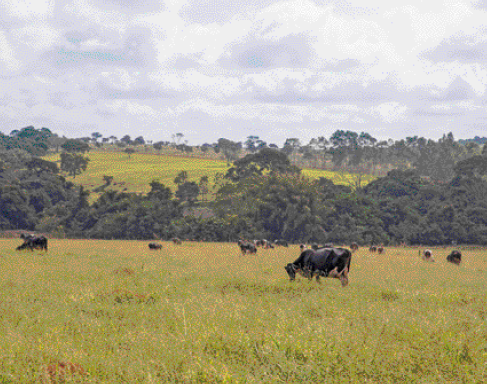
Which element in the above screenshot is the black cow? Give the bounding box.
[148,242,163,250]
[274,240,289,247]
[17,234,48,252]
[377,246,384,255]
[447,250,462,265]
[238,240,257,255]
[171,238,182,245]
[369,245,377,252]
[285,247,352,286]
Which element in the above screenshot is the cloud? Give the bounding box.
[42,27,158,69]
[90,0,165,14]
[219,34,314,70]
[179,0,276,24]
[473,0,487,9]
[253,77,405,104]
[421,33,487,63]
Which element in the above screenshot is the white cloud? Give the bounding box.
[0,31,21,72]
[0,0,487,144]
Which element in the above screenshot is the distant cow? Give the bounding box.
[369,246,377,252]
[16,234,48,252]
[350,242,359,252]
[238,240,257,255]
[422,249,435,262]
[377,246,384,254]
[171,238,182,245]
[323,243,334,248]
[148,243,162,250]
[447,250,462,265]
[285,247,352,286]
[274,240,289,247]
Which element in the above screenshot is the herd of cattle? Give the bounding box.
[14,234,464,286]
[236,239,464,286]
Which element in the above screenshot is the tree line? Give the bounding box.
[1,134,487,245]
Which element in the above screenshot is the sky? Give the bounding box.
[1,0,487,146]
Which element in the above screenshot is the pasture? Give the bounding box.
[1,241,486,383]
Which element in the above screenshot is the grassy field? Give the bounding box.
[1,241,486,383]
[44,151,376,201]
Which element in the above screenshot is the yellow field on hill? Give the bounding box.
[45,151,376,200]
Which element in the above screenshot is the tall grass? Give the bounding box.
[1,241,486,383]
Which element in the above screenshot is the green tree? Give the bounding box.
[216,138,241,161]
[60,152,89,178]
[226,148,300,182]
[174,171,188,185]
[26,158,58,176]
[61,139,90,153]
[176,182,200,205]
[124,148,135,159]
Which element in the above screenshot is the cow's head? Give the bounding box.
[285,263,297,281]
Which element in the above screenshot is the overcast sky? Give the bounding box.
[1,0,487,146]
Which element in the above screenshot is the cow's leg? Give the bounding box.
[339,267,349,287]
[315,271,324,283]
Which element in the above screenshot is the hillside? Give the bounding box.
[45,151,377,201]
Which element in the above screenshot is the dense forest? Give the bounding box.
[1,126,487,245]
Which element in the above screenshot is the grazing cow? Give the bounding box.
[171,238,182,245]
[16,234,48,252]
[148,242,163,250]
[285,247,352,286]
[350,242,359,252]
[274,240,289,247]
[447,250,462,265]
[377,246,384,254]
[254,239,263,247]
[238,240,257,255]
[422,249,435,262]
[369,245,377,252]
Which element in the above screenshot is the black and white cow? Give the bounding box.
[447,250,462,265]
[422,249,434,262]
[285,247,352,286]
[148,242,163,250]
[238,240,257,255]
[350,242,359,252]
[16,234,48,252]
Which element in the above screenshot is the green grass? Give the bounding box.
[45,151,376,201]
[1,241,486,383]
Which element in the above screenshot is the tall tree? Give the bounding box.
[60,153,89,178]
[225,148,300,182]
